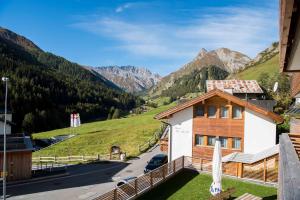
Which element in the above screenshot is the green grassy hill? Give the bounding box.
[33,103,174,157]
[232,54,279,80]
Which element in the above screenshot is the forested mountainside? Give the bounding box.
[158,66,229,99]
[0,27,142,133]
[92,66,161,93]
[149,47,250,98]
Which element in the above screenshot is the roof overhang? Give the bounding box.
[155,89,283,123]
[280,0,300,72]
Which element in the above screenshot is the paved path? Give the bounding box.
[5,145,162,200]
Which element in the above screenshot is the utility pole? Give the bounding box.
[2,77,8,200]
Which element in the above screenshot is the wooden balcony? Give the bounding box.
[278,133,300,199]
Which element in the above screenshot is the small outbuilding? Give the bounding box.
[0,135,34,181]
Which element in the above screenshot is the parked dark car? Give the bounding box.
[144,154,168,173]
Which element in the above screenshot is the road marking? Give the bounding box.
[7,163,125,188]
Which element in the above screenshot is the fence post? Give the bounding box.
[200,158,203,171]
[113,188,118,200]
[182,156,184,169]
[238,163,243,178]
[54,155,57,163]
[263,158,267,182]
[162,165,166,180]
[173,160,176,173]
[97,154,100,161]
[134,178,138,196]
[150,171,153,187]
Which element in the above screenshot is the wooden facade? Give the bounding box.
[192,96,244,159]
[0,150,32,181]
[290,72,300,97]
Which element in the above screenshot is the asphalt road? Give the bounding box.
[5,145,162,200]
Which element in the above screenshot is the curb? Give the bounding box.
[1,172,70,187]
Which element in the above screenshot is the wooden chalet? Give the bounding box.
[279,0,300,199]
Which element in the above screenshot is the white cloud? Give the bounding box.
[71,5,278,60]
[115,3,132,13]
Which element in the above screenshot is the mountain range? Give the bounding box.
[0,27,141,133]
[91,66,161,93]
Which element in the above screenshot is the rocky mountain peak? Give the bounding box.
[213,48,251,73]
[93,66,161,93]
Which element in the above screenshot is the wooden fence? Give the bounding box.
[138,131,162,153]
[32,154,111,164]
[94,156,185,200]
[186,155,278,183]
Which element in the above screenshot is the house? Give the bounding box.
[206,80,276,111]
[206,80,264,100]
[155,89,283,162]
[0,112,33,181]
[279,0,300,132]
[0,134,34,181]
[0,109,13,135]
[278,0,300,198]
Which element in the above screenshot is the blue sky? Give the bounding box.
[0,0,279,76]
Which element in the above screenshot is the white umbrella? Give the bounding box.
[210,138,222,196]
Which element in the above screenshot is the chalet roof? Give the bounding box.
[155,89,283,123]
[222,145,278,164]
[206,80,263,94]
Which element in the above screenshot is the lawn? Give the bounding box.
[138,170,277,200]
[235,54,279,80]
[32,103,174,157]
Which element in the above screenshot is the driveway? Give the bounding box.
[5,144,162,200]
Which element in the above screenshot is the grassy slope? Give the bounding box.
[33,103,174,157]
[139,171,277,200]
[233,54,279,80]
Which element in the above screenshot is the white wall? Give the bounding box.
[168,107,193,161]
[244,108,276,154]
[0,114,12,135]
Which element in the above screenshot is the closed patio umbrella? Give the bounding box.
[210,138,222,196]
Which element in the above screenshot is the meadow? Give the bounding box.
[33,103,174,157]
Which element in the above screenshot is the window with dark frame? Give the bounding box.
[207,136,215,146]
[232,137,241,149]
[195,106,204,117]
[208,106,216,118]
[233,106,242,119]
[219,137,228,148]
[195,135,204,146]
[220,106,229,118]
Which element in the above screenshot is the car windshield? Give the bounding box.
[149,157,163,165]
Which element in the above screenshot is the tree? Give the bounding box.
[112,109,120,119]
[22,113,35,133]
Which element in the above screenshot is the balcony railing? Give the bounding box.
[278,133,300,200]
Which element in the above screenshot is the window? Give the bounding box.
[232,137,241,149]
[220,106,229,118]
[207,136,215,146]
[195,135,204,146]
[195,106,204,117]
[233,106,242,119]
[220,137,228,148]
[208,106,216,118]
